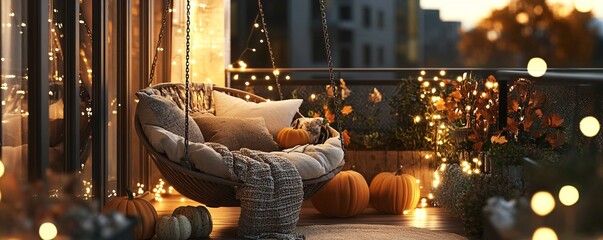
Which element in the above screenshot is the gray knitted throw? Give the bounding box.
[207,143,304,240]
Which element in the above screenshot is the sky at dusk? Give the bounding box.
[420,0,603,29]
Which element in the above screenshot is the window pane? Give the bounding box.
[363,6,371,28]
[1,0,28,181]
[339,5,352,20]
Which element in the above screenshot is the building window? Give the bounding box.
[341,48,352,68]
[378,10,384,29]
[339,5,352,20]
[338,29,353,43]
[363,6,371,28]
[363,44,371,66]
[378,46,384,65]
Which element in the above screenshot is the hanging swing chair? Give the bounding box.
[134,0,343,207]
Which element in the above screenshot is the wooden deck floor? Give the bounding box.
[154,195,466,239]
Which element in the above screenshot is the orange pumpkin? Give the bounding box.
[369,166,421,214]
[104,187,158,240]
[0,173,23,205]
[276,127,311,148]
[311,170,369,217]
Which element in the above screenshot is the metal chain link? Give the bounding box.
[257,0,284,100]
[319,0,344,149]
[147,0,172,87]
[183,0,192,168]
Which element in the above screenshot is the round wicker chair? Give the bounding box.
[134,83,343,207]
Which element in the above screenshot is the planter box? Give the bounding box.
[343,150,434,197]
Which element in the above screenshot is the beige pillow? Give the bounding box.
[194,116,279,152]
[213,91,303,138]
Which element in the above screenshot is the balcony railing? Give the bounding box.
[225,68,603,151]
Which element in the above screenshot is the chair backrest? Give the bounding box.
[143,82,215,115]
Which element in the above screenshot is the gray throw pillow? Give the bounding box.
[136,92,204,143]
[194,116,279,152]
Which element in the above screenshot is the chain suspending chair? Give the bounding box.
[134,0,343,207]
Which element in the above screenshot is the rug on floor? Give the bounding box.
[296,224,466,240]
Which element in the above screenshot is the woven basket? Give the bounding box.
[135,83,342,207]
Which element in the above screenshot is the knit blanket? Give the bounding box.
[207,143,305,240]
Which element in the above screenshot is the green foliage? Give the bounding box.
[435,163,523,239]
[459,174,522,239]
[388,79,431,150]
[488,142,527,166]
[434,164,472,216]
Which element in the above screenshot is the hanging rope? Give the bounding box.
[257,0,284,100]
[147,0,173,87]
[318,0,344,148]
[183,0,192,167]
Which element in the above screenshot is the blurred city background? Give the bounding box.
[231,0,603,68]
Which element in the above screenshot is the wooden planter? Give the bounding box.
[343,150,434,197]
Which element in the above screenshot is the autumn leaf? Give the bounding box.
[548,114,564,128]
[468,133,479,142]
[342,130,351,147]
[450,91,462,101]
[435,99,446,110]
[506,118,519,135]
[325,85,335,97]
[473,142,484,151]
[325,110,335,123]
[531,129,543,139]
[535,109,543,118]
[491,134,508,144]
[530,91,546,109]
[546,133,565,148]
[523,114,534,131]
[340,78,351,99]
[341,105,353,115]
[510,100,519,112]
[369,88,383,104]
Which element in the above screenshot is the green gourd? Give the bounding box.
[173,205,213,238]
[155,214,191,240]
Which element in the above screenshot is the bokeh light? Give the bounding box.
[531,191,555,216]
[532,227,558,240]
[516,12,529,24]
[575,0,594,13]
[559,185,579,206]
[579,116,600,137]
[0,161,4,178]
[527,57,547,77]
[39,222,58,240]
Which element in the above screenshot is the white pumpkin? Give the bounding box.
[155,214,191,240]
[173,205,213,238]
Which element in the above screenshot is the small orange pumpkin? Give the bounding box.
[276,127,311,148]
[369,166,421,214]
[311,170,369,217]
[104,187,158,240]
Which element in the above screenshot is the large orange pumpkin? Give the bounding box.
[276,127,311,148]
[104,187,158,240]
[311,170,369,217]
[369,166,421,214]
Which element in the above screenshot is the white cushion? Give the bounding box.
[143,125,230,178]
[142,124,344,180]
[213,91,303,138]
